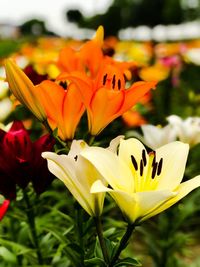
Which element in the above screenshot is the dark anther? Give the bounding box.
[140,159,144,176]
[59,81,67,90]
[74,155,78,161]
[151,152,156,167]
[131,155,138,170]
[112,75,116,89]
[157,158,163,176]
[151,162,158,179]
[142,149,147,166]
[118,79,121,90]
[103,73,108,85]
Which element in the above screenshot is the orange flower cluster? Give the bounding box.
[5,26,156,140]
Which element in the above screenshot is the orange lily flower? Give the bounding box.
[58,64,157,135]
[5,59,84,140]
[36,81,85,140]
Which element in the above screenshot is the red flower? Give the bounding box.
[0,200,10,221]
[0,121,55,199]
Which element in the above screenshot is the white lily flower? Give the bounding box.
[167,115,200,147]
[42,140,105,217]
[141,124,177,149]
[81,138,200,224]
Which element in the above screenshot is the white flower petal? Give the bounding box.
[155,141,189,190]
[81,147,134,193]
[42,152,94,216]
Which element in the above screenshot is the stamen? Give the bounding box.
[152,153,156,167]
[59,81,67,90]
[131,155,138,170]
[118,79,121,90]
[140,159,144,176]
[142,149,147,166]
[151,162,158,179]
[112,75,116,89]
[103,73,107,85]
[74,155,78,161]
[157,158,163,176]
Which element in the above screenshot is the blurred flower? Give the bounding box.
[140,124,177,149]
[0,121,55,199]
[81,138,200,224]
[42,140,105,217]
[122,108,147,127]
[0,81,9,98]
[122,92,152,127]
[184,48,200,65]
[5,59,46,121]
[167,115,200,147]
[0,98,13,121]
[23,65,48,85]
[0,199,10,221]
[59,64,156,135]
[139,64,169,82]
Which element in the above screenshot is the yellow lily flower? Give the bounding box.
[81,138,200,224]
[42,140,105,217]
[5,59,46,121]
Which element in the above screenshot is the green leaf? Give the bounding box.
[114,257,142,266]
[0,247,17,263]
[0,238,33,255]
[84,257,107,266]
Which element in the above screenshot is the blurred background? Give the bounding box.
[1,0,200,40]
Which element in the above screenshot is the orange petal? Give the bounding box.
[121,81,157,113]
[57,46,84,73]
[57,72,93,107]
[61,84,85,140]
[89,89,125,135]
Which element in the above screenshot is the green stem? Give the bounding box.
[43,120,68,149]
[88,135,95,146]
[94,216,109,265]
[75,207,85,266]
[109,223,135,267]
[23,190,43,265]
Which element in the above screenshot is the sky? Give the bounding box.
[0,0,113,36]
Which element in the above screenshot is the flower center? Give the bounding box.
[131,150,163,179]
[102,73,122,90]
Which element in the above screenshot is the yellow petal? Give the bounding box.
[5,59,46,121]
[81,147,134,193]
[118,138,148,191]
[142,175,200,222]
[155,142,189,191]
[135,190,176,223]
[91,182,138,223]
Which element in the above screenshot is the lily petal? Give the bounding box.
[42,152,94,216]
[142,175,200,222]
[81,147,134,193]
[155,142,189,191]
